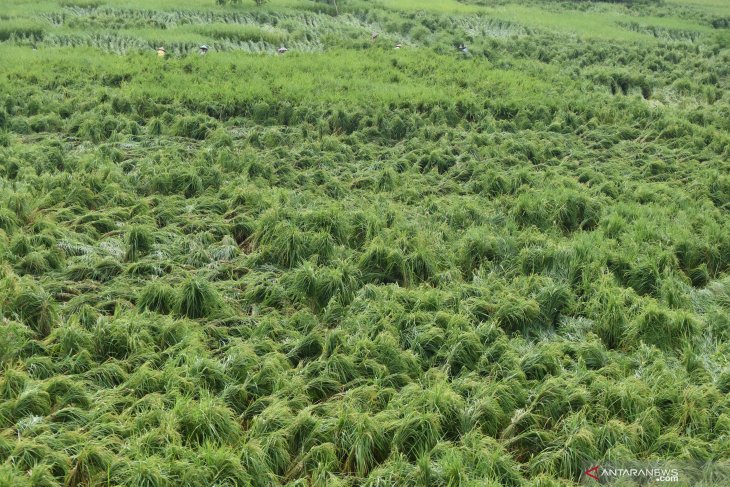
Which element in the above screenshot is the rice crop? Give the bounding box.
[0,0,728,485]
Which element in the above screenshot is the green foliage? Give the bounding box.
[626,303,700,350]
[137,281,176,314]
[175,276,221,318]
[0,0,728,485]
[6,284,57,338]
[495,295,541,334]
[125,224,154,262]
[255,220,334,269]
[173,395,242,446]
[171,115,218,141]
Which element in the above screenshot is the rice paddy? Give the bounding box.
[0,0,729,485]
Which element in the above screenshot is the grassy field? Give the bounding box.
[0,0,729,486]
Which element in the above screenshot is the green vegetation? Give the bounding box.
[0,0,729,485]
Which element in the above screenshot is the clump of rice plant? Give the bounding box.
[125,224,154,262]
[9,235,32,257]
[65,445,112,487]
[112,457,170,487]
[173,395,242,446]
[12,386,52,419]
[171,115,218,140]
[17,251,50,275]
[625,303,700,350]
[84,361,128,388]
[358,237,406,285]
[458,229,513,276]
[391,411,441,461]
[91,316,154,361]
[192,444,252,486]
[47,321,93,357]
[535,281,573,326]
[464,392,508,439]
[287,331,324,365]
[146,117,163,136]
[0,321,33,367]
[585,281,630,349]
[444,330,483,376]
[285,260,360,311]
[230,215,255,245]
[255,219,335,269]
[333,410,389,476]
[0,367,29,401]
[175,276,221,319]
[0,209,19,233]
[299,442,340,479]
[65,256,123,283]
[137,281,176,315]
[8,284,57,338]
[404,238,440,285]
[72,304,100,329]
[495,294,541,334]
[528,413,597,481]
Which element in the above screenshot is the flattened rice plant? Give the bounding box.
[175,276,221,319]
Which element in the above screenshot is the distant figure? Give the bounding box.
[458,44,468,53]
[277,47,288,54]
[156,47,166,57]
[199,45,209,55]
[394,43,402,49]
[371,32,378,41]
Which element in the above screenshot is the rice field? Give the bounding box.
[0,0,729,486]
